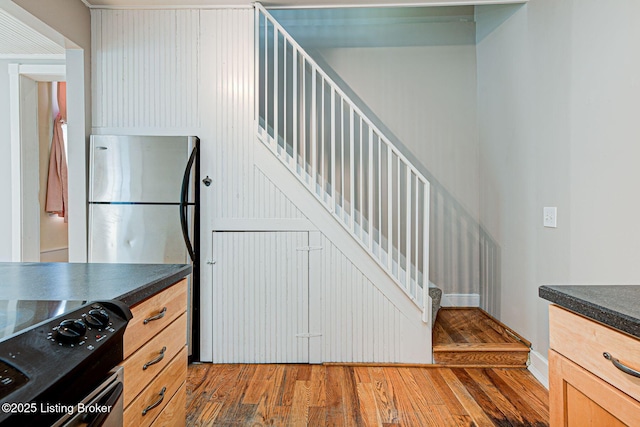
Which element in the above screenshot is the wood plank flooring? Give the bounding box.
[433,308,530,367]
[186,363,548,426]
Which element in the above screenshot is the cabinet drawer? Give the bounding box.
[124,346,187,427]
[124,279,187,358]
[149,383,186,427]
[121,313,187,407]
[550,305,640,400]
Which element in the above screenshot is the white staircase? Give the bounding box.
[255,3,432,324]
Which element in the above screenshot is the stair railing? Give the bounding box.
[255,3,431,320]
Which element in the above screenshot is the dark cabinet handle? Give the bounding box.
[143,346,167,370]
[143,307,167,324]
[603,352,640,378]
[142,386,166,416]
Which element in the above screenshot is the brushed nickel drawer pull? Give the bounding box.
[143,346,167,370]
[142,386,166,416]
[143,307,167,324]
[603,352,640,378]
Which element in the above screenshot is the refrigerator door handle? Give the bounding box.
[180,145,198,262]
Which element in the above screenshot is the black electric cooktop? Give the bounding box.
[0,300,87,343]
[0,299,132,425]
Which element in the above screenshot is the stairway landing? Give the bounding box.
[433,308,531,368]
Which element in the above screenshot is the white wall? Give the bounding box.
[316,45,479,217]
[476,0,640,372]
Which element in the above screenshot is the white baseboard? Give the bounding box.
[528,349,549,389]
[441,293,480,307]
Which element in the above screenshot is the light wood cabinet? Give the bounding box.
[120,279,188,427]
[549,305,640,426]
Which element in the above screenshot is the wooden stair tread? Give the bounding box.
[432,308,531,367]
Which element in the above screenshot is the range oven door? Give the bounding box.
[52,367,124,427]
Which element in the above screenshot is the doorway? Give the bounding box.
[38,81,69,262]
[9,64,67,262]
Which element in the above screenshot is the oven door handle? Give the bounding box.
[86,381,123,427]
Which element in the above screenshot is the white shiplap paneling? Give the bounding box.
[319,234,430,363]
[200,9,254,220]
[91,9,199,129]
[253,166,305,219]
[211,231,309,363]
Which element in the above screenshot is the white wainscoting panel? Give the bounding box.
[211,231,310,363]
[91,9,199,129]
[252,167,305,219]
[319,234,430,363]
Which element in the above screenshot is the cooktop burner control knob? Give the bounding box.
[84,308,110,329]
[55,319,87,344]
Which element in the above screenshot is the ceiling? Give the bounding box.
[81,0,525,8]
[0,8,64,56]
[0,0,523,56]
[270,6,476,47]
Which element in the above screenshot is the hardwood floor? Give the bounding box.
[433,308,530,367]
[186,363,548,426]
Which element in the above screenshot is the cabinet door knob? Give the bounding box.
[603,352,640,378]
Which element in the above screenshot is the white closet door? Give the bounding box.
[210,231,309,363]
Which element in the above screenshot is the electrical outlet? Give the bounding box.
[544,207,557,228]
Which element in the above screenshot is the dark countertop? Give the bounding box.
[539,285,640,339]
[0,262,192,306]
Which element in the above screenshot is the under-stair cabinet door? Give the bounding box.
[210,231,313,363]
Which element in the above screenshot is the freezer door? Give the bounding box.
[89,204,191,264]
[89,135,195,203]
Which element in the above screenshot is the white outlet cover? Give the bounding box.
[544,207,557,228]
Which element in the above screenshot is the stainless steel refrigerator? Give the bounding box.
[88,135,200,360]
